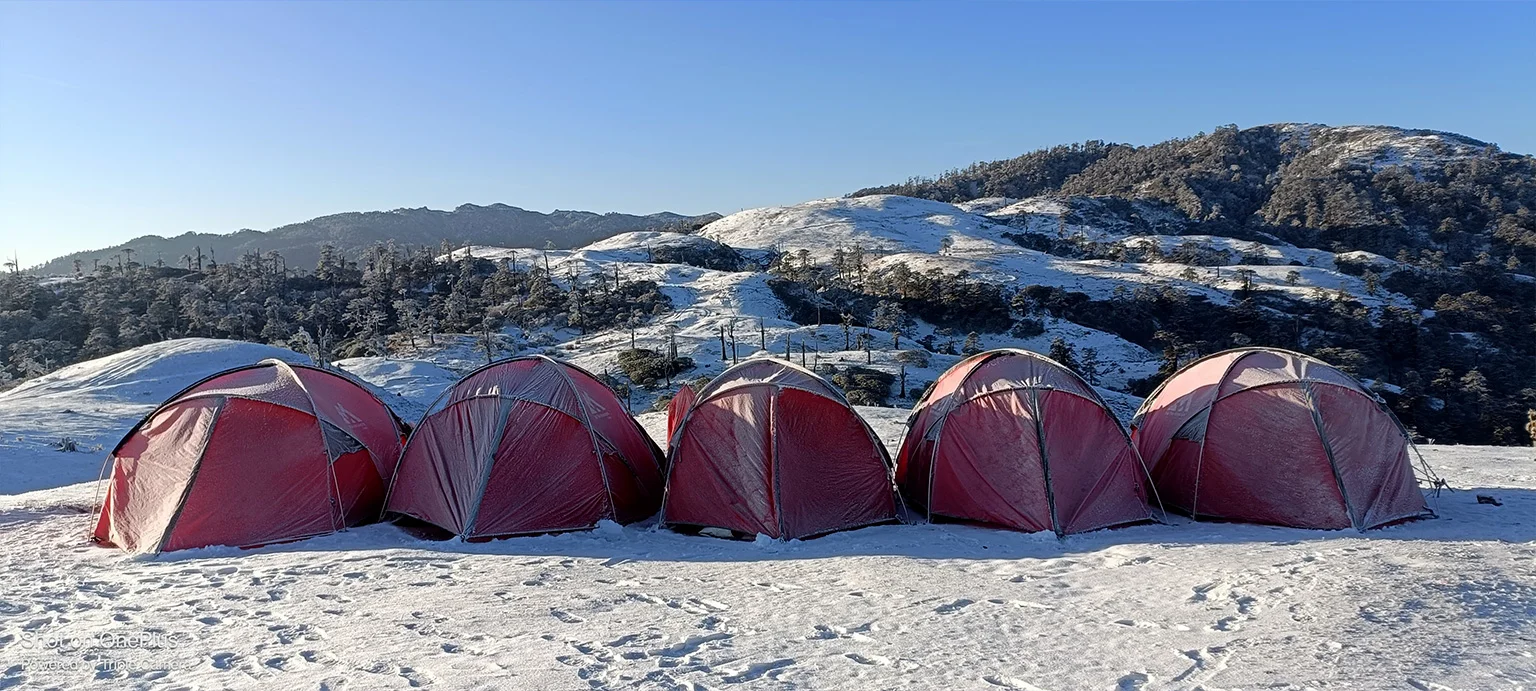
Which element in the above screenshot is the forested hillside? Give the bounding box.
[849,124,1536,445]
[853,124,1536,270]
[2,242,673,389]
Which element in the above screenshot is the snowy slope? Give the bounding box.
[333,357,462,421]
[701,194,1411,309]
[0,339,311,494]
[0,340,434,494]
[1277,123,1495,174]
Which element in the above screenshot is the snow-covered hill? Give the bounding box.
[433,233,1153,413]
[701,194,1411,309]
[0,339,310,493]
[0,339,431,494]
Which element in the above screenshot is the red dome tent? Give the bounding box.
[897,349,1154,536]
[91,360,406,554]
[661,358,898,540]
[666,383,696,442]
[1131,348,1431,531]
[384,355,664,539]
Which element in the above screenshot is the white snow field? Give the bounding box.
[2,341,1535,690]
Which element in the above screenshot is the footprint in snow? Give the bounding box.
[655,632,732,658]
[316,676,351,691]
[301,650,339,665]
[1117,671,1152,690]
[720,658,794,683]
[984,674,1048,690]
[1189,582,1220,602]
[935,599,974,614]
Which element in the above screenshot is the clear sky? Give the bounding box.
[3,1,1534,265]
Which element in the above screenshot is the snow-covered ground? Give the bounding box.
[1,340,1534,690]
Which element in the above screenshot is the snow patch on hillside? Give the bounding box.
[1281,124,1494,175]
[701,195,1411,309]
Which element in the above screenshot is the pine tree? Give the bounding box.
[1079,347,1103,385]
[962,331,982,356]
[1048,336,1078,370]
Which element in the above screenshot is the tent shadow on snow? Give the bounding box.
[139,486,1536,564]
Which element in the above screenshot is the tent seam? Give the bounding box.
[267,360,347,535]
[1187,350,1255,519]
[1028,389,1063,538]
[1300,380,1361,531]
[770,386,785,539]
[152,397,228,554]
[541,356,619,524]
[462,396,518,539]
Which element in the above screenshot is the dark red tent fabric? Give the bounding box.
[91,360,405,554]
[384,355,664,539]
[1131,348,1430,530]
[897,349,1153,535]
[666,383,696,443]
[661,358,898,540]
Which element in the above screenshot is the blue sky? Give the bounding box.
[3,1,1534,265]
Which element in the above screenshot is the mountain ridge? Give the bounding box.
[32,203,723,275]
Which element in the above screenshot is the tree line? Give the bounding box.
[1,241,670,384]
